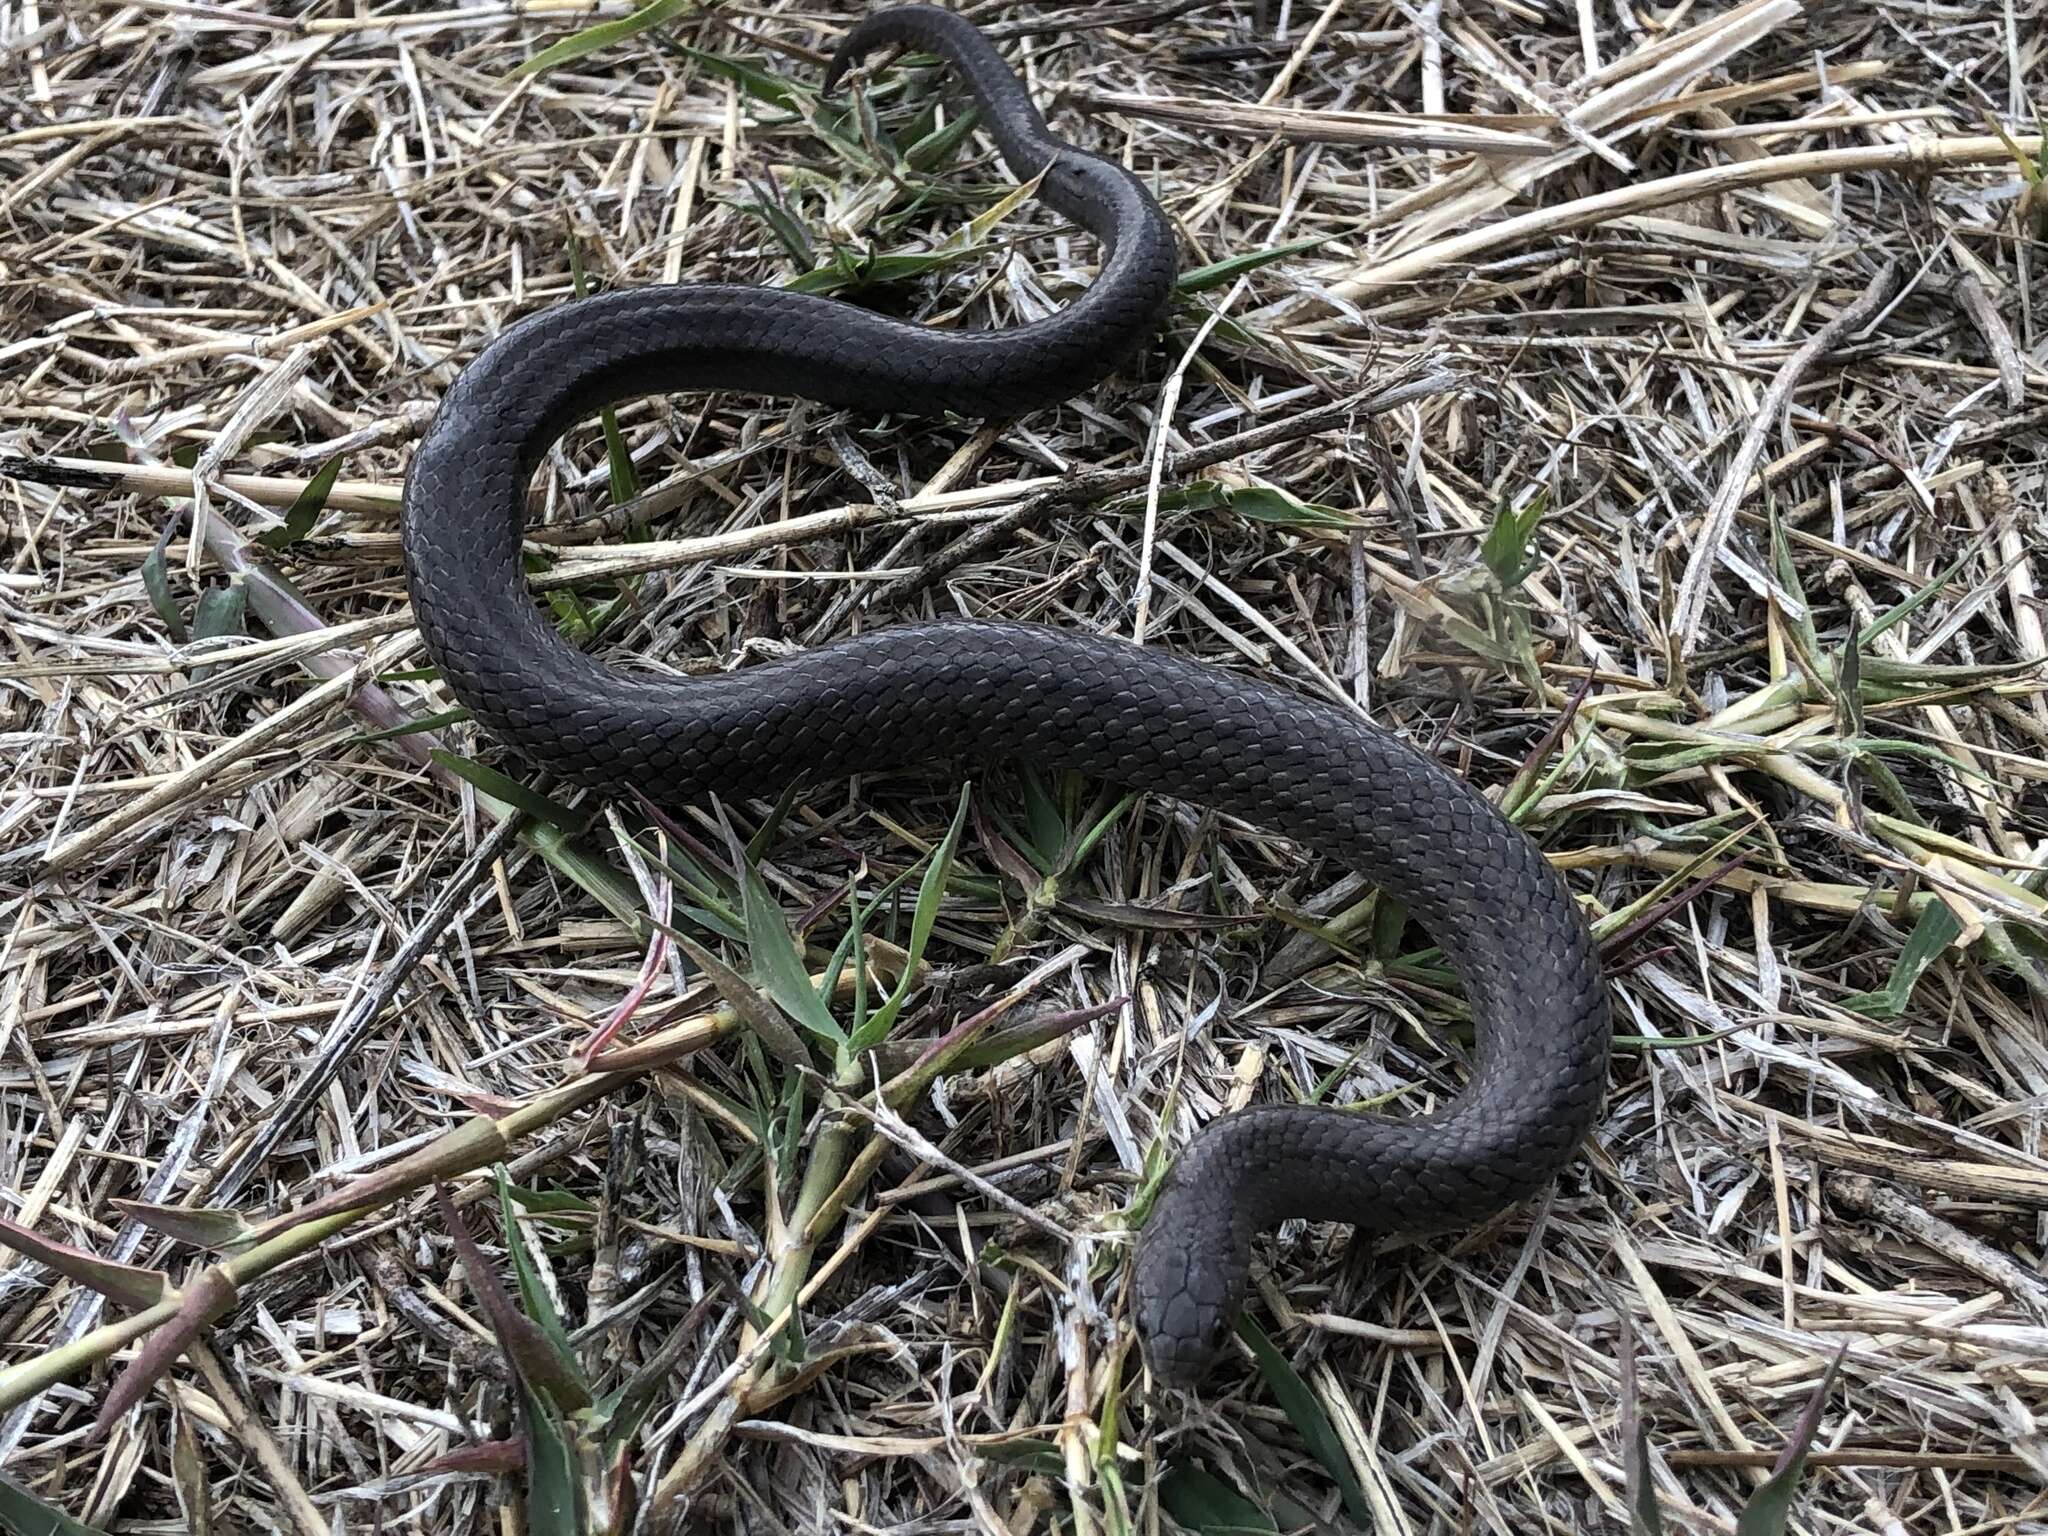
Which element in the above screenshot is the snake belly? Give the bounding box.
[398,4,1611,1388]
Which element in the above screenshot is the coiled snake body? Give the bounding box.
[400,6,1609,1387]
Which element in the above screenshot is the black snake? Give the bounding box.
[399,5,1610,1387]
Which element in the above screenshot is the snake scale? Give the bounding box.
[399,5,1610,1387]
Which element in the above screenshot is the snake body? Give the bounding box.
[400,6,1609,1387]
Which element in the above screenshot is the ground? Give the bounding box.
[3,0,2047,1532]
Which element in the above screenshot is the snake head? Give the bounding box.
[1131,1194,1248,1391]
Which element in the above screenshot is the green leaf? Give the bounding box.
[845,885,871,1037]
[850,783,972,1049]
[501,1185,598,1218]
[959,167,1045,244]
[141,538,188,644]
[517,1384,585,1535]
[726,823,844,1046]
[1627,1434,1662,1533]
[1021,767,1066,868]
[1434,608,1525,665]
[1479,489,1546,590]
[744,780,805,865]
[189,581,247,683]
[1857,531,1987,647]
[254,453,342,549]
[1236,1315,1371,1525]
[1135,476,1357,529]
[1766,493,1822,665]
[1175,235,1327,295]
[661,924,812,1067]
[609,824,745,938]
[566,238,640,505]
[775,1061,806,1192]
[1735,1342,1849,1535]
[522,817,650,938]
[903,105,980,171]
[785,248,958,297]
[1982,110,2044,186]
[496,1169,583,1374]
[347,706,471,745]
[1125,1117,1177,1233]
[508,0,698,81]
[431,750,584,831]
[1833,630,1864,737]
[1148,480,1234,515]
[600,416,638,504]
[785,167,1040,296]
[596,1279,726,1452]
[1841,898,1963,1018]
[1065,789,1139,871]
[192,584,244,640]
[1226,484,1359,529]
[1157,1461,1279,1534]
[737,1289,806,1365]
[977,1438,1066,1477]
[0,1475,114,1536]
[435,1183,591,1414]
[677,45,811,112]
[737,184,816,268]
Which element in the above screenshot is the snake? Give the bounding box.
[399,5,1610,1388]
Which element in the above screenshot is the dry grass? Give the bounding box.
[3,0,2048,1531]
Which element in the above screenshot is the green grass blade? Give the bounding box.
[1832,631,1864,737]
[254,452,342,549]
[347,706,471,745]
[495,1168,582,1374]
[1176,235,1327,295]
[744,780,805,865]
[1065,789,1139,871]
[189,579,247,682]
[737,182,816,268]
[430,750,584,832]
[141,532,189,644]
[1236,1315,1372,1525]
[677,44,810,112]
[1021,767,1066,867]
[435,1185,590,1414]
[429,757,649,938]
[518,1384,585,1535]
[1224,483,1360,528]
[1735,1342,1849,1535]
[1857,530,1987,647]
[659,923,811,1067]
[523,819,650,938]
[725,821,845,1045]
[0,1475,113,1536]
[1157,1460,1279,1534]
[508,0,698,81]
[850,783,971,1049]
[786,169,1038,296]
[1841,899,1963,1018]
[903,105,980,170]
[1480,489,1545,590]
[787,249,952,296]
[566,237,639,503]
